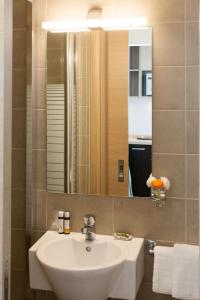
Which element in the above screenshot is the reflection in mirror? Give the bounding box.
[128,29,152,197]
[46,28,152,197]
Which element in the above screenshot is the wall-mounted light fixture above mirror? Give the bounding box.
[42,18,148,32]
[45,26,152,198]
[42,7,147,33]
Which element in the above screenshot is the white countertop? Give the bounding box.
[129,135,152,145]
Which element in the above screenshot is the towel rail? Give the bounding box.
[146,239,156,255]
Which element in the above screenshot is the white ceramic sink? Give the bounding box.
[36,235,127,300]
[29,231,144,300]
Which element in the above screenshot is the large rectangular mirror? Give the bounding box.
[46,28,152,197]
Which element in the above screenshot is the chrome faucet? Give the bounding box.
[81,214,96,241]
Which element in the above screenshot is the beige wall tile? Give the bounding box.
[114,197,185,242]
[33,29,47,69]
[32,0,47,28]
[186,66,199,110]
[32,290,46,300]
[13,29,27,68]
[148,0,184,23]
[112,0,149,21]
[47,0,184,24]
[32,191,47,230]
[47,32,65,49]
[12,0,27,298]
[47,0,113,20]
[13,0,27,29]
[0,33,3,71]
[153,23,185,66]
[47,193,114,235]
[186,155,199,200]
[11,189,26,229]
[143,248,154,283]
[12,109,26,149]
[27,30,32,84]
[12,149,26,189]
[0,1,3,32]
[47,76,64,85]
[12,69,26,109]
[153,67,185,110]
[186,0,199,21]
[31,230,46,245]
[84,195,113,234]
[153,154,185,199]
[47,49,65,82]
[33,68,47,109]
[46,291,58,300]
[186,199,199,244]
[27,1,32,29]
[104,0,185,24]
[32,109,46,149]
[145,0,185,23]
[11,229,26,270]
[11,270,25,300]
[186,111,199,154]
[153,111,185,154]
[32,150,46,190]
[186,22,199,66]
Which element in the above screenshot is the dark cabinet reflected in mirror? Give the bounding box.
[128,29,152,196]
[46,28,152,197]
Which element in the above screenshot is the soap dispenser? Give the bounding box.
[64,211,71,234]
[58,211,64,234]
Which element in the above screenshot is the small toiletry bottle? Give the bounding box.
[58,211,64,234]
[64,211,70,234]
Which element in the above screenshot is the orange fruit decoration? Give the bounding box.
[151,179,164,190]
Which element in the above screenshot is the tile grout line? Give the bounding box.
[45,191,48,231]
[112,198,115,234]
[184,0,188,244]
[152,109,200,112]
[45,0,48,236]
[153,152,199,156]
[198,1,200,246]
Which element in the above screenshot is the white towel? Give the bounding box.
[172,244,199,300]
[152,246,174,295]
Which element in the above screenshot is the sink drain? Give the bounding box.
[86,246,91,252]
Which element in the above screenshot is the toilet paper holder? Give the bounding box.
[146,239,156,255]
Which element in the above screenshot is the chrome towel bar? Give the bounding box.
[146,239,156,255]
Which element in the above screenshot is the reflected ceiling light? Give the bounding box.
[42,17,148,33]
[49,28,91,33]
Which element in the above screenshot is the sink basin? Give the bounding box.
[29,231,144,300]
[36,235,127,300]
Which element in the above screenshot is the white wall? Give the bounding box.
[128,97,152,136]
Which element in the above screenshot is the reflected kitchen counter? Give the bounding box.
[129,135,152,145]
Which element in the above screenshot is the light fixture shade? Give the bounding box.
[42,17,148,32]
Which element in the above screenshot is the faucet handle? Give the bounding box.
[83,214,96,227]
